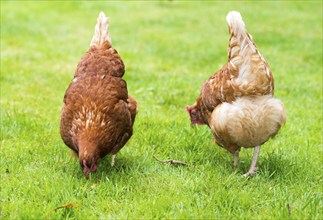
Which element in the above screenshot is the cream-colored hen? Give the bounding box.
[187,11,286,176]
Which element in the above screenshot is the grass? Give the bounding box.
[1,1,322,219]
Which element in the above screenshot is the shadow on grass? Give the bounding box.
[260,152,301,180]
[232,150,302,181]
[63,142,302,183]
[196,143,302,181]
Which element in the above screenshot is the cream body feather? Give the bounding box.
[210,95,286,148]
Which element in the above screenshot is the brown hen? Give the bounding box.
[186,11,286,176]
[60,12,137,179]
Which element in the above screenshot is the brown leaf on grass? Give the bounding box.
[54,202,78,211]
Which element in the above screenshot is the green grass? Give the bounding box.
[1,1,322,219]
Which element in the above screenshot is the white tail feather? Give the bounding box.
[226,11,273,95]
[226,11,246,37]
[90,12,111,47]
[227,11,263,76]
[226,11,256,58]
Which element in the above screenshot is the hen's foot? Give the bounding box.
[243,146,261,177]
[243,166,259,177]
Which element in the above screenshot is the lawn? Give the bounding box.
[1,1,322,219]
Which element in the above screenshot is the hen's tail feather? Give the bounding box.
[90,12,111,47]
[226,11,246,40]
[226,11,273,94]
[226,11,256,61]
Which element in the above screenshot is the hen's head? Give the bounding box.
[81,158,97,179]
[78,140,99,179]
[186,100,205,125]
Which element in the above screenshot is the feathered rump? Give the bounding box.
[211,95,286,148]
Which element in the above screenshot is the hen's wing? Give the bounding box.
[201,11,274,111]
[109,95,137,154]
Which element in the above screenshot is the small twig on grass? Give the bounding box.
[54,202,78,211]
[153,155,190,166]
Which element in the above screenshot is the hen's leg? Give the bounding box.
[110,133,131,167]
[232,150,240,170]
[111,154,116,167]
[243,146,260,177]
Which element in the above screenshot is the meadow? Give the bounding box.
[1,1,322,219]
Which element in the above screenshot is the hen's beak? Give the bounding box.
[84,171,90,180]
[186,105,195,127]
[185,105,191,114]
[83,166,90,180]
[83,160,92,180]
[82,159,97,179]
